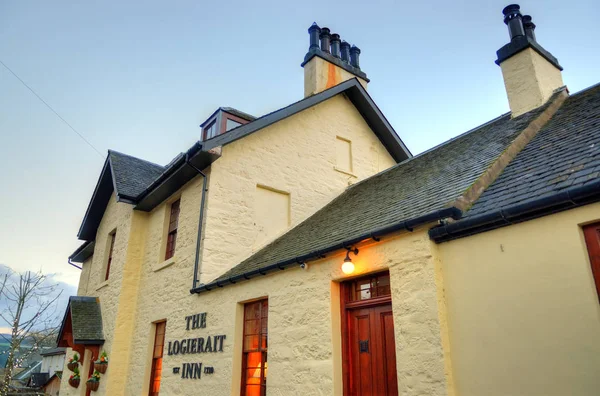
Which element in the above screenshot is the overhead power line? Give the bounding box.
[0,59,104,159]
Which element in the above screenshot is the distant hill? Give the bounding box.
[0,334,12,368]
[0,334,40,368]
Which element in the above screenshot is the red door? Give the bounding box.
[342,272,398,396]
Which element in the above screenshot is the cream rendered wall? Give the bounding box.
[59,194,134,396]
[500,47,564,117]
[125,227,451,396]
[125,95,397,393]
[438,203,600,396]
[200,94,396,283]
[76,256,93,296]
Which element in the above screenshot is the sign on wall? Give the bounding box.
[167,312,226,379]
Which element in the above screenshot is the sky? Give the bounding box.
[1,0,599,288]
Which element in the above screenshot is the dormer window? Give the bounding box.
[200,107,255,141]
[204,120,218,140]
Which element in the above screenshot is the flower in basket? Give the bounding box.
[68,366,81,388]
[67,354,80,372]
[95,350,108,364]
[70,367,80,380]
[87,370,101,383]
[94,350,109,373]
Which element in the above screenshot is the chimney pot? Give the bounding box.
[308,22,321,50]
[330,34,341,58]
[340,41,351,63]
[502,4,525,40]
[522,15,536,41]
[320,27,331,53]
[350,45,361,69]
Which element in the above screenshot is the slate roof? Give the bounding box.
[58,297,104,345]
[464,83,600,218]
[211,99,553,283]
[108,150,164,199]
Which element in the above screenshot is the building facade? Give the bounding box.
[58,4,600,396]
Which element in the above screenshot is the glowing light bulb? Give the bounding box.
[341,259,355,274]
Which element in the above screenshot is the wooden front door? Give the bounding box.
[342,272,398,396]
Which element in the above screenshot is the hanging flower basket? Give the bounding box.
[86,370,101,392]
[67,353,80,372]
[94,350,109,373]
[68,377,80,388]
[94,362,107,373]
[86,380,100,392]
[68,366,80,388]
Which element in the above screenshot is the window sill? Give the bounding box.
[96,280,109,291]
[334,167,357,178]
[153,256,176,272]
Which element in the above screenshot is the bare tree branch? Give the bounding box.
[0,268,64,396]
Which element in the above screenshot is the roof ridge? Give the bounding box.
[203,80,361,144]
[108,149,164,169]
[569,81,600,97]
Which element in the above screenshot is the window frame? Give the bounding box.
[148,320,167,396]
[105,231,116,281]
[240,299,268,396]
[203,119,217,141]
[164,199,181,260]
[583,222,600,302]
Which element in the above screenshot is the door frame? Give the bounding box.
[340,272,393,395]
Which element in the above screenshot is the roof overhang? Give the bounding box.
[77,156,113,241]
[134,143,221,211]
[429,180,600,243]
[203,78,411,163]
[69,241,95,263]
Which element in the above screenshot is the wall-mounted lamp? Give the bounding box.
[341,247,359,275]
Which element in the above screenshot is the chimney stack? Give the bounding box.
[350,46,361,69]
[522,15,536,41]
[330,34,341,58]
[502,4,525,40]
[340,41,351,63]
[308,23,320,50]
[301,22,369,97]
[320,28,331,53]
[496,4,564,117]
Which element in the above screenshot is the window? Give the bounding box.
[226,118,242,131]
[583,222,600,302]
[241,299,268,396]
[149,321,166,396]
[204,120,217,140]
[165,199,180,260]
[105,231,116,281]
[347,272,391,302]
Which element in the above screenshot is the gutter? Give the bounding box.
[429,179,600,243]
[136,142,203,202]
[190,207,461,294]
[68,258,82,270]
[185,152,208,290]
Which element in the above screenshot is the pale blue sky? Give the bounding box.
[1,0,599,287]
